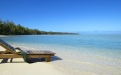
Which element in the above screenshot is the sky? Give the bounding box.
[0,0,121,32]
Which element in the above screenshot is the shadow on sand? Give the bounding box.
[0,56,62,64]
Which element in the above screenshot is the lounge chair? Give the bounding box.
[0,39,55,62]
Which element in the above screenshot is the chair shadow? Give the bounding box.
[28,56,62,63]
[0,56,62,64]
[0,58,25,64]
[1,58,9,63]
[50,56,62,61]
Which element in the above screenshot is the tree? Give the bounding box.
[0,19,78,35]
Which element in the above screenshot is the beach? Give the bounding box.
[0,35,121,75]
[1,0,121,74]
[0,60,66,75]
[0,35,66,75]
[0,46,67,75]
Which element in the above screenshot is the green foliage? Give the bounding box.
[0,19,78,35]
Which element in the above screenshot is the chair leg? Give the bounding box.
[46,57,50,62]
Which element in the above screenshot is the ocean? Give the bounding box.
[0,34,121,75]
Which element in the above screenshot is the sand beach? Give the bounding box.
[0,35,66,75]
[0,46,67,75]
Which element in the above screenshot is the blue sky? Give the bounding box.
[0,0,121,32]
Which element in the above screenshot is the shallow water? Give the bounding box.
[1,34,121,75]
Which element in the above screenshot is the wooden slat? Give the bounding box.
[33,50,37,54]
[37,51,40,54]
[29,50,34,54]
[0,54,52,58]
[24,50,55,55]
[0,54,22,58]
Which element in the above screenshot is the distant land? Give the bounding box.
[79,31,121,34]
[0,19,78,35]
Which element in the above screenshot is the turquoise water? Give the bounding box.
[1,34,121,75]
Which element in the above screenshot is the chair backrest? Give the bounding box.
[0,39,15,51]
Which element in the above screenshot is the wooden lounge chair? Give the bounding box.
[0,39,55,62]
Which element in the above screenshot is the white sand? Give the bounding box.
[0,61,66,75]
[0,46,67,75]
